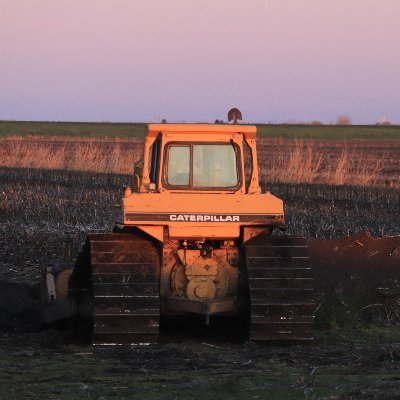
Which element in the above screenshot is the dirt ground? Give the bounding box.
[0,326,399,400]
[310,234,400,328]
[0,167,400,399]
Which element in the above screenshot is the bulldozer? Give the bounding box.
[43,123,315,343]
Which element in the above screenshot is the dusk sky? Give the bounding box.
[1,0,399,124]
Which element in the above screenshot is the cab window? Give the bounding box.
[167,146,190,185]
[166,143,239,188]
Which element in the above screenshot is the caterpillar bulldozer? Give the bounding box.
[42,123,315,343]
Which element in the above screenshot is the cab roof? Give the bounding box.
[147,124,257,139]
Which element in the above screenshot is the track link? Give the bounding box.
[86,232,160,344]
[245,235,315,341]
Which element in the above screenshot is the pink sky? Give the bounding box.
[1,0,399,124]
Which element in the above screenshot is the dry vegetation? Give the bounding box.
[1,136,398,187]
[259,139,391,187]
[0,137,142,175]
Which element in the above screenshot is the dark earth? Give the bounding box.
[1,167,399,399]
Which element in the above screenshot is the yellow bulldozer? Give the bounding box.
[43,123,315,343]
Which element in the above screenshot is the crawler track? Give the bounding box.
[78,232,161,344]
[245,236,315,341]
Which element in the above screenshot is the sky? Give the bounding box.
[1,0,399,124]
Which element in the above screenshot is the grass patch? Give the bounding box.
[258,124,400,140]
[356,326,400,343]
[0,121,147,138]
[1,120,400,139]
[1,332,399,400]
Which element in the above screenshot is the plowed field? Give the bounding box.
[1,167,399,399]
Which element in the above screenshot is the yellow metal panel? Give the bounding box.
[123,192,283,214]
[121,192,284,240]
[147,124,257,138]
[169,225,240,240]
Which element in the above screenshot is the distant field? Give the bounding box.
[257,124,400,140]
[1,120,400,140]
[0,121,147,138]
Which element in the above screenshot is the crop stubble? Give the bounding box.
[1,167,399,285]
[1,165,400,399]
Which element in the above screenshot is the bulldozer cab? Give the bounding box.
[120,123,284,242]
[137,124,262,195]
